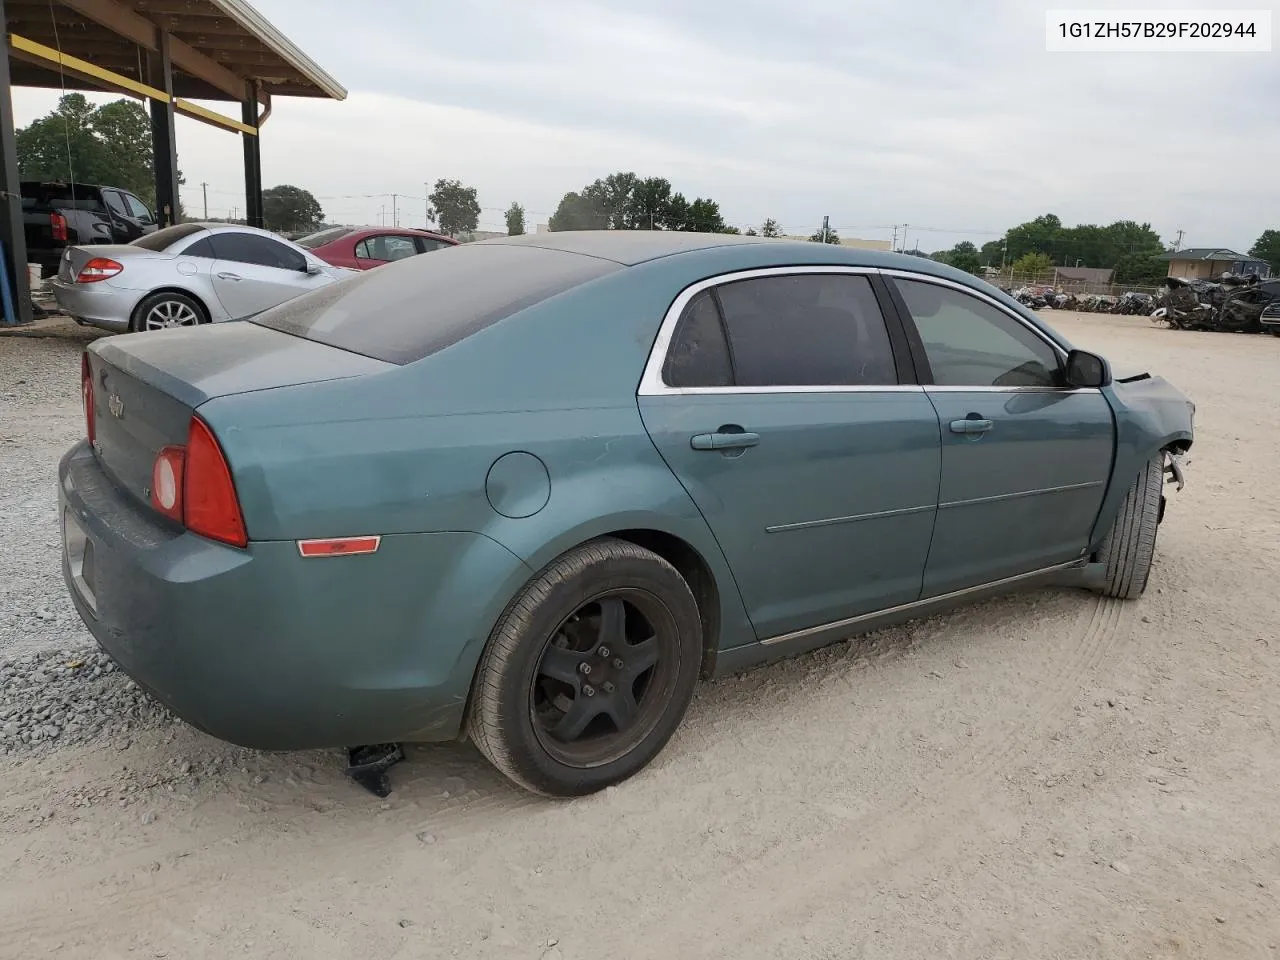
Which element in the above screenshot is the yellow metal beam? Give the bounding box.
[174,98,258,136]
[8,33,168,102]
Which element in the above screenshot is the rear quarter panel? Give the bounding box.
[200,264,760,660]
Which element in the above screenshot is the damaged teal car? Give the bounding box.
[60,231,1194,797]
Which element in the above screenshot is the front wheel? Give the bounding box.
[1094,454,1164,599]
[468,538,703,797]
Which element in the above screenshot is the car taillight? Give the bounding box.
[50,212,68,242]
[76,258,123,283]
[81,353,95,445]
[148,416,248,548]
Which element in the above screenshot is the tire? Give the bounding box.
[130,291,208,332]
[468,537,703,797]
[1094,454,1164,599]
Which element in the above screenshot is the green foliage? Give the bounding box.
[15,93,185,212]
[1113,253,1167,285]
[262,185,324,232]
[978,239,1005,266]
[931,240,983,275]
[1002,213,1163,268]
[808,223,840,243]
[1012,251,1054,275]
[760,218,783,238]
[505,202,526,236]
[547,172,730,232]
[428,178,481,237]
[1249,229,1280,270]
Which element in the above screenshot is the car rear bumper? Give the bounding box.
[50,278,138,332]
[58,440,531,750]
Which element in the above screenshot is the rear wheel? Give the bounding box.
[468,538,702,797]
[1094,454,1164,599]
[130,291,207,332]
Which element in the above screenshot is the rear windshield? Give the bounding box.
[20,182,106,212]
[295,227,352,249]
[251,242,621,365]
[130,223,208,251]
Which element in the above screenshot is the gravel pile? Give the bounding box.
[0,646,176,754]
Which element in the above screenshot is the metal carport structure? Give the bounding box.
[1,0,345,324]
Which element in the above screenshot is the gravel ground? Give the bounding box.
[0,334,103,660]
[1,315,1278,959]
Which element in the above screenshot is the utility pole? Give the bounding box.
[821,215,830,243]
[424,181,429,229]
[201,181,208,220]
[379,204,386,226]
[902,224,910,254]
[1173,228,1184,252]
[891,225,899,251]
[392,193,398,228]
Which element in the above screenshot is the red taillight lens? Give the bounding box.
[76,257,123,283]
[150,446,186,521]
[81,353,95,445]
[147,416,247,547]
[50,212,68,242]
[183,416,247,547]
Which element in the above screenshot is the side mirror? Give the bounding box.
[1065,348,1111,388]
[305,261,324,275]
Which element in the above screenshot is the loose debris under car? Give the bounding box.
[345,743,405,797]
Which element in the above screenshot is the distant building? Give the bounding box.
[1157,248,1271,280]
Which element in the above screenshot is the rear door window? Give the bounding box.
[355,235,419,262]
[251,243,620,365]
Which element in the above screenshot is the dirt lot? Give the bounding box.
[1,312,1277,960]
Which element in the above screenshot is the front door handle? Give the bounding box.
[216,271,242,281]
[691,431,760,451]
[949,418,993,435]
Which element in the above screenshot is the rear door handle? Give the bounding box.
[949,418,993,434]
[216,271,242,281]
[691,431,760,451]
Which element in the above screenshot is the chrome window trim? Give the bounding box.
[637,265,910,397]
[878,268,1070,361]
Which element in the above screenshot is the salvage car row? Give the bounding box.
[39,198,456,333]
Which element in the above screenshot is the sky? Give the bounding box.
[10,0,1279,252]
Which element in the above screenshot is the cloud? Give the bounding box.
[9,0,1277,249]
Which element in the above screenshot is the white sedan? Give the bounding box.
[51,222,356,333]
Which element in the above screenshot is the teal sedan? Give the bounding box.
[60,231,1195,797]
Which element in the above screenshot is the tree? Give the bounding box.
[548,172,731,233]
[1249,229,1280,271]
[1004,214,1063,263]
[760,218,783,238]
[262,185,324,232]
[428,178,481,237]
[1113,253,1167,285]
[505,202,526,236]
[15,93,185,213]
[1011,251,1054,276]
[686,197,726,233]
[979,239,1005,266]
[808,223,840,243]
[932,240,983,275]
[548,191,607,231]
[629,177,673,230]
[744,227,758,236]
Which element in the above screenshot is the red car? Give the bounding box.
[295,225,458,270]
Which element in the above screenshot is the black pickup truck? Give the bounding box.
[22,180,158,277]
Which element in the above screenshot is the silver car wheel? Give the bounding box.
[143,299,200,330]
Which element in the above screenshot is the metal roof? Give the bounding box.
[5,0,345,100]
[1157,247,1255,262]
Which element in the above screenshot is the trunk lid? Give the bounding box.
[87,322,392,512]
[59,243,168,282]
